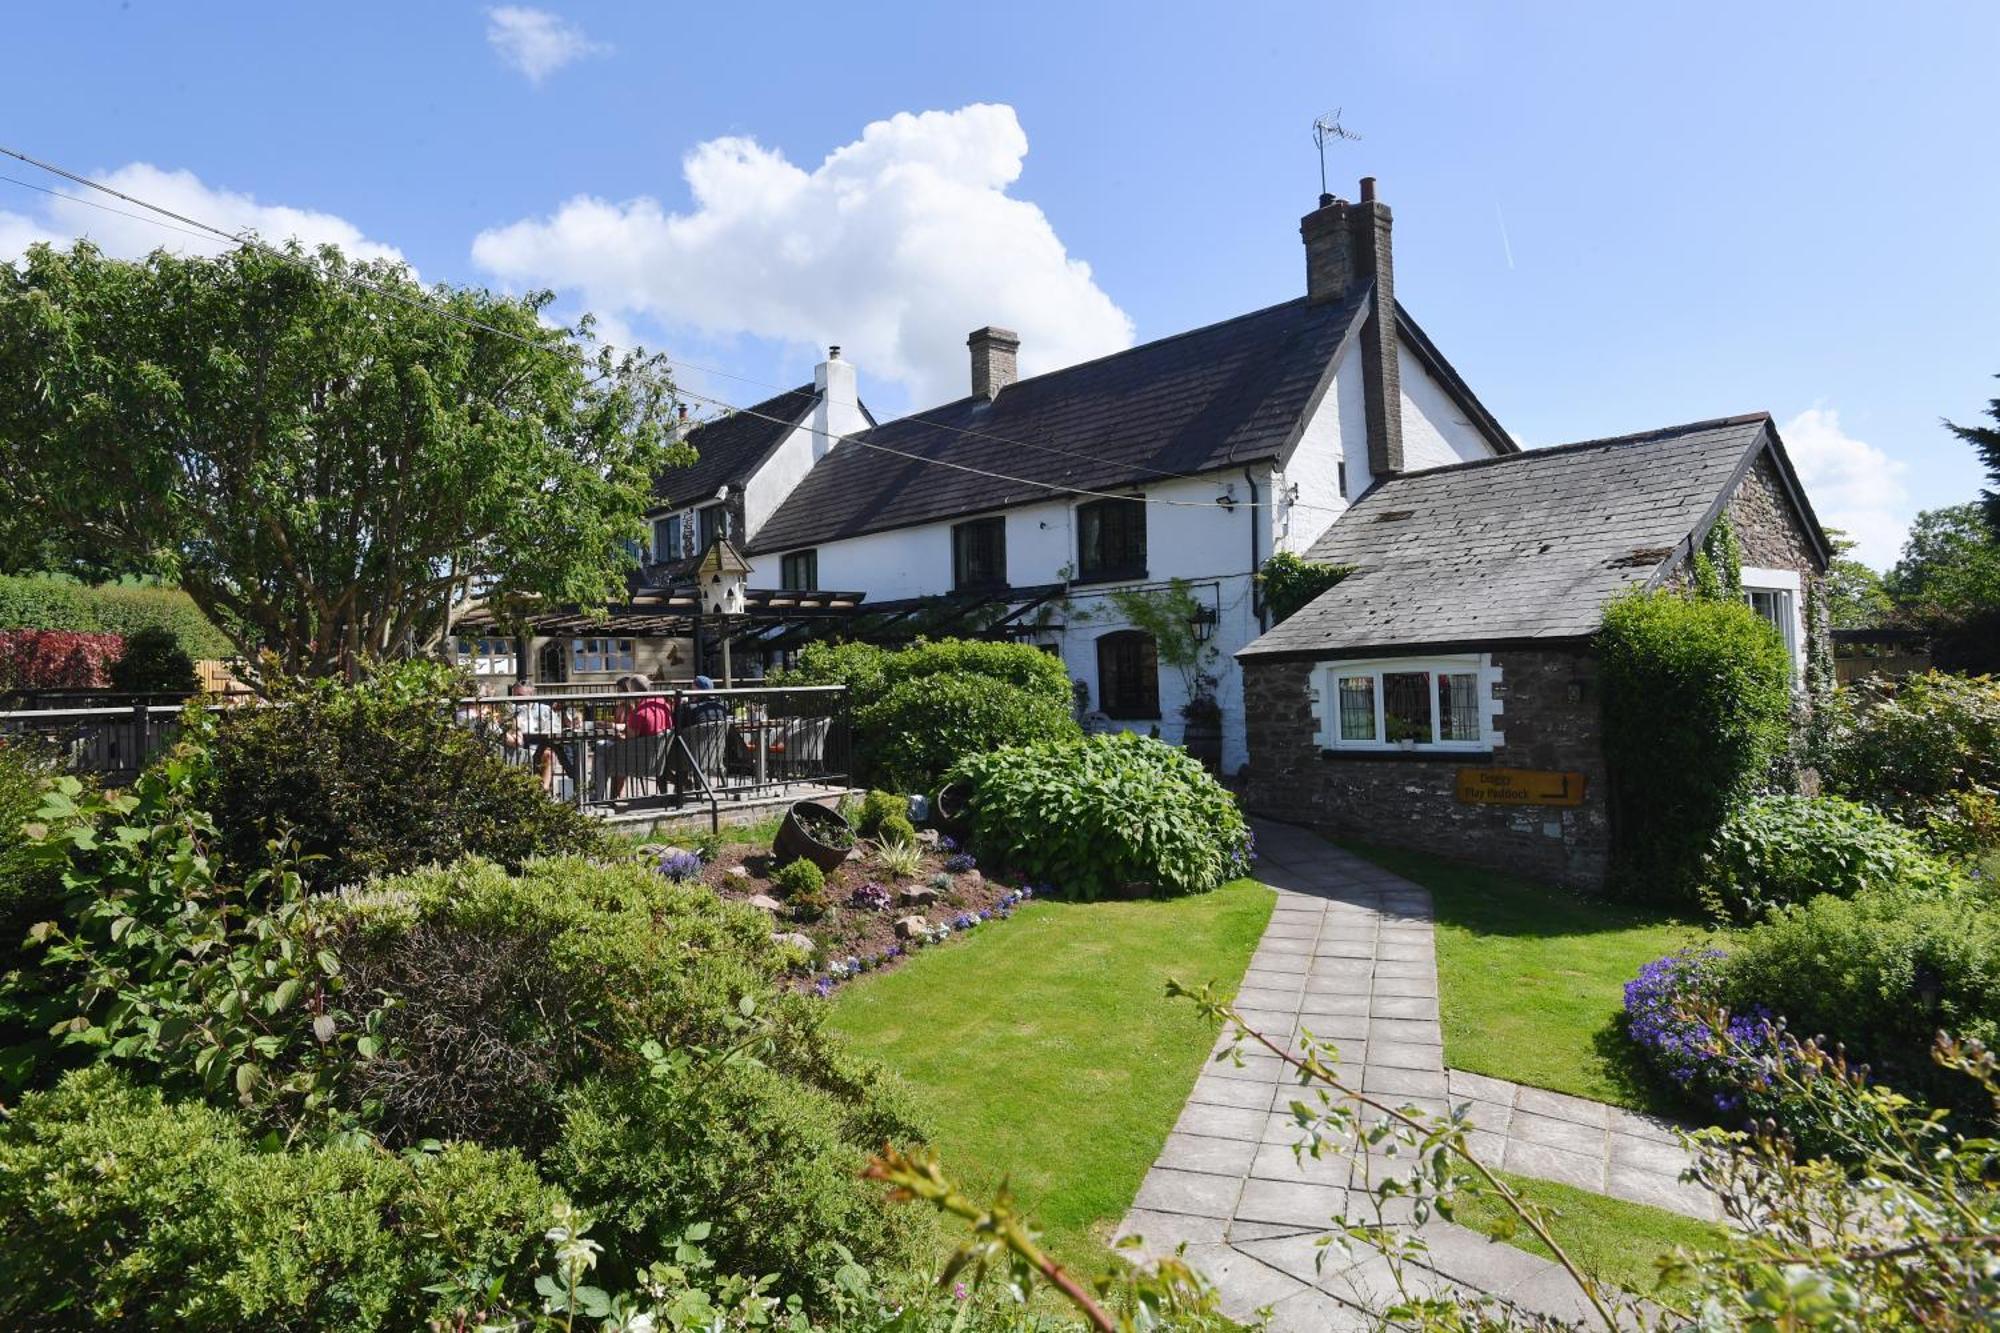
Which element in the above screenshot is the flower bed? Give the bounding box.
[645,832,1040,996]
[1623,949,1780,1114]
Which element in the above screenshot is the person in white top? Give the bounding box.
[502,682,562,790]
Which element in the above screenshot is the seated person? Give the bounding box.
[500,682,562,791]
[678,674,729,725]
[602,674,673,801]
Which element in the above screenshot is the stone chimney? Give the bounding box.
[967,326,1020,399]
[1301,177,1401,477]
[812,345,865,461]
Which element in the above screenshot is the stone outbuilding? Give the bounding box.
[1235,413,1831,889]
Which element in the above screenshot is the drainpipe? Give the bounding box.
[1244,465,1265,631]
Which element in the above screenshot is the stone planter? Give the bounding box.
[773,800,854,875]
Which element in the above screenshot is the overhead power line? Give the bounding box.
[0,144,1348,515]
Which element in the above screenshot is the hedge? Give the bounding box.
[1598,590,1792,905]
[0,576,232,660]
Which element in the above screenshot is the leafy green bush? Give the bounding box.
[771,855,826,917]
[0,574,232,660]
[0,1067,557,1331]
[1825,670,2000,856]
[1701,793,1964,922]
[854,788,905,836]
[862,673,1077,792]
[328,857,926,1298]
[0,738,59,950]
[551,1061,931,1298]
[1720,885,2000,1123]
[1598,590,1793,904]
[108,625,199,693]
[1257,551,1354,626]
[951,732,1252,899]
[875,811,917,848]
[777,638,1079,790]
[195,660,602,891]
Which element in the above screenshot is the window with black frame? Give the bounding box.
[1096,629,1160,719]
[1076,497,1146,582]
[781,549,818,592]
[952,517,1007,590]
[697,504,730,551]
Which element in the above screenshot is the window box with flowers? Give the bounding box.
[1314,655,1497,756]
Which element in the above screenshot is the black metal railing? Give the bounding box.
[0,702,194,787]
[1,685,850,822]
[463,685,851,816]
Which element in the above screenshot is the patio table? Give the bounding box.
[525,725,611,800]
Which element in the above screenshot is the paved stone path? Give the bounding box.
[1114,821,1715,1328]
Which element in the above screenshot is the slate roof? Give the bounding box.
[1238,414,1809,659]
[652,385,817,509]
[745,291,1375,553]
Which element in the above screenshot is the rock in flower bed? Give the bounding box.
[647,834,1035,995]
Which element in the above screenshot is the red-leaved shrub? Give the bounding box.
[0,630,123,689]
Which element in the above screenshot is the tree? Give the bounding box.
[1885,503,2000,627]
[1947,375,2000,537]
[0,241,685,677]
[1821,529,1893,629]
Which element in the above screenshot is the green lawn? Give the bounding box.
[1453,1171,1726,1296]
[1342,843,1724,1113]
[827,880,1274,1273]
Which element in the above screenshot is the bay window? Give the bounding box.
[1321,656,1491,752]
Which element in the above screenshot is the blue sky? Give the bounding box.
[5,2,1997,569]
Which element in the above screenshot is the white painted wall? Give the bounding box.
[742,419,819,541]
[1400,337,1500,470]
[1271,350,1357,557]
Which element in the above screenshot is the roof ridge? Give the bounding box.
[856,295,1322,435]
[1376,411,1773,483]
[689,382,818,436]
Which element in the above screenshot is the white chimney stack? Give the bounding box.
[812,345,864,461]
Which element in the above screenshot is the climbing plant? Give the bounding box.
[1690,514,1744,601]
[1256,552,1354,626]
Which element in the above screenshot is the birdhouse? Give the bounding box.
[696,537,752,617]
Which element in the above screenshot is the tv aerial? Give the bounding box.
[1312,110,1363,200]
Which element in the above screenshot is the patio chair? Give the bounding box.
[667,717,731,797]
[591,732,673,804]
[767,716,831,778]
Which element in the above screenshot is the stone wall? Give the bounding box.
[1240,648,1612,889]
[1726,451,1819,578]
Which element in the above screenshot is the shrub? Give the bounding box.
[194,660,603,891]
[0,1067,557,1331]
[1257,551,1354,626]
[1720,885,2000,1124]
[0,628,121,690]
[873,837,924,880]
[854,788,905,838]
[1824,670,2000,856]
[875,811,917,847]
[0,575,233,660]
[0,738,60,950]
[862,672,1077,792]
[771,857,827,920]
[551,1061,932,1302]
[108,625,199,694]
[1598,590,1793,904]
[1623,950,1787,1116]
[777,638,1080,790]
[1701,792,1964,922]
[950,732,1252,899]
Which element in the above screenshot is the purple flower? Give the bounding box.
[937,835,960,854]
[943,852,977,874]
[812,978,834,999]
[1623,950,1791,1114]
[953,912,977,930]
[657,848,704,881]
[848,881,892,911]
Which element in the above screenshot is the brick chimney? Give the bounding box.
[1302,177,1402,477]
[812,345,864,461]
[967,326,1020,399]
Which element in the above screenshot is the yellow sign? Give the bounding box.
[1456,768,1587,807]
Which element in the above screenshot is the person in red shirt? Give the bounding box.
[603,674,672,801]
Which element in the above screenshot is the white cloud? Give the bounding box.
[0,163,404,266]
[486,7,607,85]
[471,104,1135,406]
[1779,407,1912,570]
